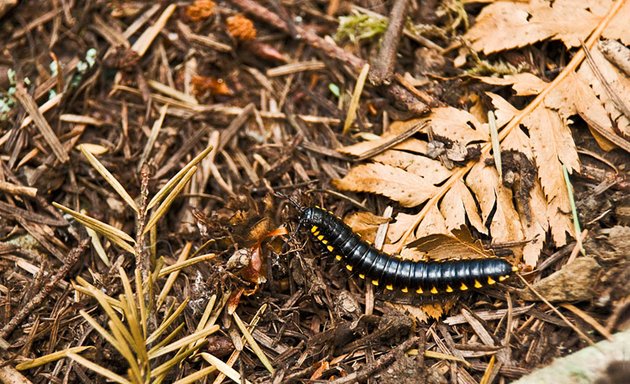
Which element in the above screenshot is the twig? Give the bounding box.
[369,0,409,86]
[515,273,595,346]
[0,239,90,339]
[228,0,430,115]
[329,336,420,384]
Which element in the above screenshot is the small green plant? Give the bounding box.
[335,11,388,43]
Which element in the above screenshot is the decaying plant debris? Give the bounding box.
[0,1,629,383]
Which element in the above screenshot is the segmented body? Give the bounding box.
[300,206,516,295]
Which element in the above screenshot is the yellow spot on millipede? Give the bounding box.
[317,235,324,241]
[512,265,519,272]
[487,277,496,285]
[372,280,379,286]
[446,285,453,293]
[401,287,408,293]
[386,284,393,291]
[359,274,365,279]
[322,239,328,245]
[346,265,353,271]
[430,287,438,294]
[313,231,320,237]
[335,255,342,261]
[416,287,423,294]
[327,245,334,252]
[499,275,507,282]
[311,226,318,233]
[460,283,468,291]
[474,280,482,288]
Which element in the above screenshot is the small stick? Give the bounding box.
[0,239,90,339]
[329,336,421,384]
[515,273,595,346]
[369,0,409,86]
[229,0,430,115]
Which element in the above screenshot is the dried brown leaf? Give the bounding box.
[333,163,438,207]
[465,0,629,55]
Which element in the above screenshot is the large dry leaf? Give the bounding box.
[333,163,438,207]
[371,150,452,181]
[465,0,629,55]
[576,47,630,137]
[440,180,486,234]
[467,154,524,246]
[430,107,488,144]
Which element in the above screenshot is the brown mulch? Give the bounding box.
[0,1,629,383]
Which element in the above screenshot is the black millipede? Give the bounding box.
[300,206,517,295]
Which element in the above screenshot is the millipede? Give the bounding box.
[300,206,517,295]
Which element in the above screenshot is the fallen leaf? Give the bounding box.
[465,0,629,55]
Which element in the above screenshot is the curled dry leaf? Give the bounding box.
[186,0,216,22]
[227,14,257,41]
[465,0,630,55]
[192,75,233,97]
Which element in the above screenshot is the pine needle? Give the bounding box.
[143,166,198,235]
[201,353,253,384]
[233,312,274,374]
[173,365,217,384]
[147,144,214,210]
[157,253,216,277]
[343,63,370,135]
[15,346,92,370]
[67,352,131,384]
[53,202,136,254]
[156,243,192,309]
[147,299,189,344]
[148,325,219,359]
[79,144,139,213]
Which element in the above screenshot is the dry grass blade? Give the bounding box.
[562,164,583,255]
[79,144,139,213]
[157,253,216,277]
[66,353,131,384]
[148,145,213,209]
[232,312,274,374]
[173,366,217,384]
[148,325,219,359]
[53,203,136,254]
[201,353,253,384]
[488,111,502,179]
[15,347,92,370]
[343,63,370,135]
[143,166,198,235]
[147,299,189,345]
